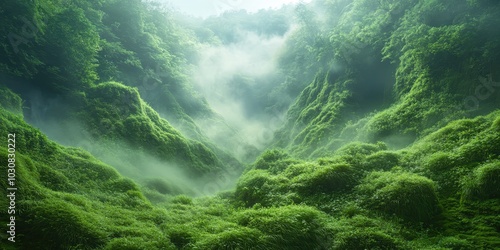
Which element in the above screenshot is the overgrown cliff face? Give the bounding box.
[273,0,500,158]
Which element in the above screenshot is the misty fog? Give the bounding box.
[192,29,292,149]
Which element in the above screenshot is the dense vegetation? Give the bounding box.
[1,0,499,249]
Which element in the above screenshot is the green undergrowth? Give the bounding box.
[1,92,500,248]
[0,106,175,249]
[232,111,500,248]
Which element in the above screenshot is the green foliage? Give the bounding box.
[170,195,193,205]
[437,236,475,250]
[42,5,100,88]
[81,81,226,177]
[252,149,298,174]
[425,152,456,173]
[463,162,500,200]
[334,230,401,250]
[38,164,77,192]
[358,172,441,224]
[293,163,358,194]
[330,215,407,250]
[363,151,400,171]
[21,198,107,250]
[235,205,332,249]
[0,86,22,115]
[104,237,175,250]
[192,227,265,250]
[234,170,290,207]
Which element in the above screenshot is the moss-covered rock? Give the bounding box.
[358,172,441,224]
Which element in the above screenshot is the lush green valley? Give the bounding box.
[0,0,499,249]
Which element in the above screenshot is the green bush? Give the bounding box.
[294,163,358,194]
[0,86,22,115]
[193,228,266,250]
[253,149,298,174]
[362,151,400,171]
[38,165,77,192]
[234,170,289,207]
[334,230,401,250]
[335,141,387,157]
[328,142,388,167]
[474,162,500,199]
[358,172,441,224]
[437,236,475,250]
[464,162,500,199]
[170,195,193,205]
[235,205,331,249]
[425,152,455,173]
[107,178,139,193]
[167,227,194,249]
[20,199,107,250]
[104,237,175,250]
[492,116,500,130]
[283,162,317,178]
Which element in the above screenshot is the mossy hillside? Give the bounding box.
[273,0,500,157]
[0,0,500,249]
[233,111,500,248]
[0,107,177,249]
[403,111,500,195]
[356,171,441,225]
[96,0,259,162]
[0,86,23,116]
[273,72,360,158]
[398,111,500,246]
[0,0,250,172]
[80,81,230,178]
[1,103,500,249]
[465,162,500,199]
[234,143,388,210]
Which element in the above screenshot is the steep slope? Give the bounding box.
[0,88,176,249]
[273,0,500,158]
[0,0,244,180]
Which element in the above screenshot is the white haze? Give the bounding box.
[193,30,293,149]
[163,0,312,18]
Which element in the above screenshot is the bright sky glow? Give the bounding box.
[163,0,311,17]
